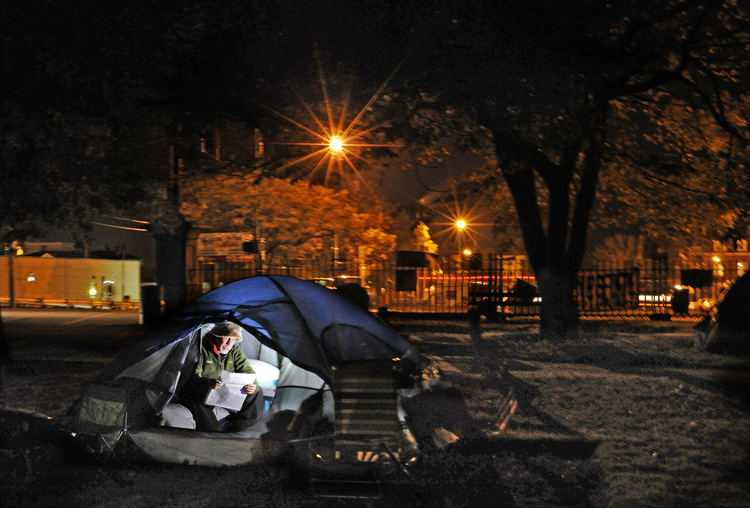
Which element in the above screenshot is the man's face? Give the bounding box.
[212,334,237,354]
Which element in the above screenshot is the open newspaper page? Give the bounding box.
[204,371,257,411]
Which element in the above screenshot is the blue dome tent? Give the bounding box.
[63,276,428,467]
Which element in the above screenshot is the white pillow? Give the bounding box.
[160,403,196,429]
[246,359,280,387]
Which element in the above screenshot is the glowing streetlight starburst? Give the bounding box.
[262,56,407,188]
[430,192,495,252]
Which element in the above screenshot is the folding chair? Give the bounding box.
[73,384,129,462]
[307,361,417,500]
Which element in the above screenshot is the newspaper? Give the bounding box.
[204,371,257,411]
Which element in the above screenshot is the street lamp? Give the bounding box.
[329,136,343,153]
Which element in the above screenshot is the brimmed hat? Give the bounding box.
[208,321,243,342]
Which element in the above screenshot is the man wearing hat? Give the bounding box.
[182,321,264,431]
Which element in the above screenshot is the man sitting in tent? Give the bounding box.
[180,321,264,431]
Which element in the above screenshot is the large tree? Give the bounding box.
[352,0,750,338]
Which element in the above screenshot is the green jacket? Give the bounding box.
[182,338,257,404]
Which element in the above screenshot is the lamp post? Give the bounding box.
[455,219,467,272]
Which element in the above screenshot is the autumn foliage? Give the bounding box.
[180,175,396,266]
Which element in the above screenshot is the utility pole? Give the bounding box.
[255,194,263,275]
[154,124,188,316]
[333,233,339,279]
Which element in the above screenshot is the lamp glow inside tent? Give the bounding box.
[63,276,428,466]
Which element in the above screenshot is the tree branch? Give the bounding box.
[411,165,452,193]
[677,74,749,144]
[618,0,722,96]
[492,129,560,179]
[567,103,608,277]
[636,166,717,198]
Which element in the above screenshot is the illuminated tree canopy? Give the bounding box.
[412,222,439,255]
[180,175,396,266]
[594,88,750,250]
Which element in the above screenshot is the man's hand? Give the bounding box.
[210,379,222,389]
[243,384,257,395]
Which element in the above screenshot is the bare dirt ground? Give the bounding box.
[1,310,749,507]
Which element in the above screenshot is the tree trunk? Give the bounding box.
[498,157,580,340]
[536,268,578,340]
[490,99,607,341]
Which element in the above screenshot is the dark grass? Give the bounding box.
[0,407,607,508]
[12,314,750,507]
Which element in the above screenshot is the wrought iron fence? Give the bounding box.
[186,254,746,318]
